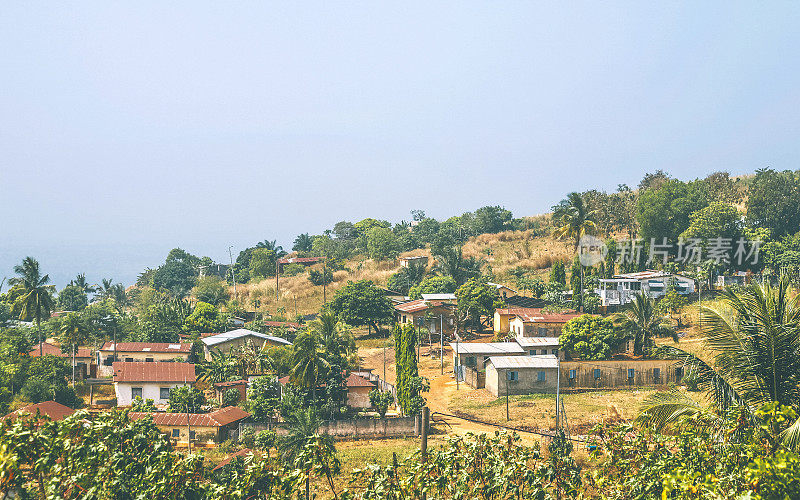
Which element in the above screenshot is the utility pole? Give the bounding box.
[556,356,561,434]
[506,371,510,420]
[420,406,430,460]
[440,314,444,375]
[322,255,327,304]
[228,246,237,294]
[275,260,279,309]
[455,333,459,390]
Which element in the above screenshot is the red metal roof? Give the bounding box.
[2,401,76,422]
[113,362,196,383]
[277,257,324,264]
[495,307,545,316]
[100,342,192,353]
[512,311,582,323]
[214,379,248,388]
[395,299,451,314]
[128,406,250,427]
[29,342,91,359]
[261,321,302,329]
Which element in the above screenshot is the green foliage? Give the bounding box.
[408,275,457,300]
[192,276,228,305]
[366,227,400,261]
[328,280,394,332]
[386,261,427,295]
[131,396,157,411]
[166,385,206,413]
[613,293,674,356]
[559,314,625,360]
[255,429,277,452]
[222,387,241,407]
[455,279,497,333]
[249,247,278,279]
[347,431,577,499]
[293,233,314,252]
[433,246,484,286]
[247,376,282,422]
[368,389,394,418]
[283,263,306,276]
[636,178,709,246]
[152,259,196,298]
[393,323,428,416]
[747,168,800,238]
[183,301,227,334]
[56,284,87,311]
[549,260,566,286]
[308,267,334,286]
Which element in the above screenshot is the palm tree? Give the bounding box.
[197,349,237,384]
[279,407,328,499]
[59,313,90,387]
[256,239,287,258]
[612,292,675,356]
[310,312,356,368]
[552,192,598,310]
[72,273,96,296]
[293,233,314,253]
[97,278,115,301]
[111,283,130,312]
[434,246,484,286]
[291,330,330,403]
[9,257,55,356]
[404,261,427,285]
[638,275,800,447]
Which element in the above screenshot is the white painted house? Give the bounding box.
[113,362,196,407]
[597,271,695,309]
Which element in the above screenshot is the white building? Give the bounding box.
[113,362,196,407]
[597,271,695,309]
[201,329,292,361]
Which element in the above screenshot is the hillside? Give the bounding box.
[228,227,572,318]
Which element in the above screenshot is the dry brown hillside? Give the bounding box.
[225,228,573,318]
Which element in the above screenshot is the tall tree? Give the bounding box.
[638,275,800,447]
[290,330,329,403]
[327,280,394,335]
[293,233,313,253]
[58,313,90,387]
[552,192,598,310]
[612,292,674,356]
[9,257,55,357]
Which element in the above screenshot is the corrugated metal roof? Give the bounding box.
[113,362,196,383]
[514,336,560,347]
[2,401,76,422]
[201,329,292,347]
[487,354,559,369]
[128,406,250,427]
[449,342,525,355]
[100,342,192,353]
[421,293,456,301]
[29,342,91,359]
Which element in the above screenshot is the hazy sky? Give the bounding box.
[2,2,799,288]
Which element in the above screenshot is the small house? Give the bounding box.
[29,342,94,378]
[276,372,377,409]
[277,256,324,273]
[98,342,192,365]
[515,336,562,359]
[395,299,455,334]
[201,329,292,361]
[598,271,695,309]
[486,282,517,301]
[507,310,581,337]
[399,255,428,268]
[2,401,76,423]
[214,379,249,405]
[485,355,560,397]
[449,342,525,381]
[112,361,196,407]
[128,406,251,447]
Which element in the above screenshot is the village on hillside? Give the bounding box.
[3,167,800,497]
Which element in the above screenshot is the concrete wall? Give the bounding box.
[114,382,189,406]
[462,366,485,389]
[485,364,558,397]
[511,319,567,337]
[347,386,372,409]
[561,359,678,389]
[159,424,218,447]
[245,416,421,440]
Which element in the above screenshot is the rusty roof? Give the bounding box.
[29,342,91,358]
[512,311,581,323]
[2,401,76,422]
[128,406,250,428]
[214,379,248,388]
[100,342,192,353]
[113,362,196,383]
[278,257,323,264]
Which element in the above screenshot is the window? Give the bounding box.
[189,430,196,440]
[537,371,546,382]
[465,356,477,367]
[551,349,559,356]
[529,350,536,356]
[628,369,635,379]
[145,357,154,363]
[171,429,180,438]
[653,368,661,381]
[593,369,601,379]
[569,369,576,379]
[538,327,548,336]
[131,387,143,399]
[160,387,171,400]
[125,357,134,362]
[675,367,684,381]
[507,371,518,381]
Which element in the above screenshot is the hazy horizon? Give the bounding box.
[2,2,799,289]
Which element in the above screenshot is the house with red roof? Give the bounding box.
[493,308,580,336]
[2,401,76,423]
[113,361,196,407]
[128,406,251,447]
[277,372,377,409]
[29,342,94,378]
[394,299,455,335]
